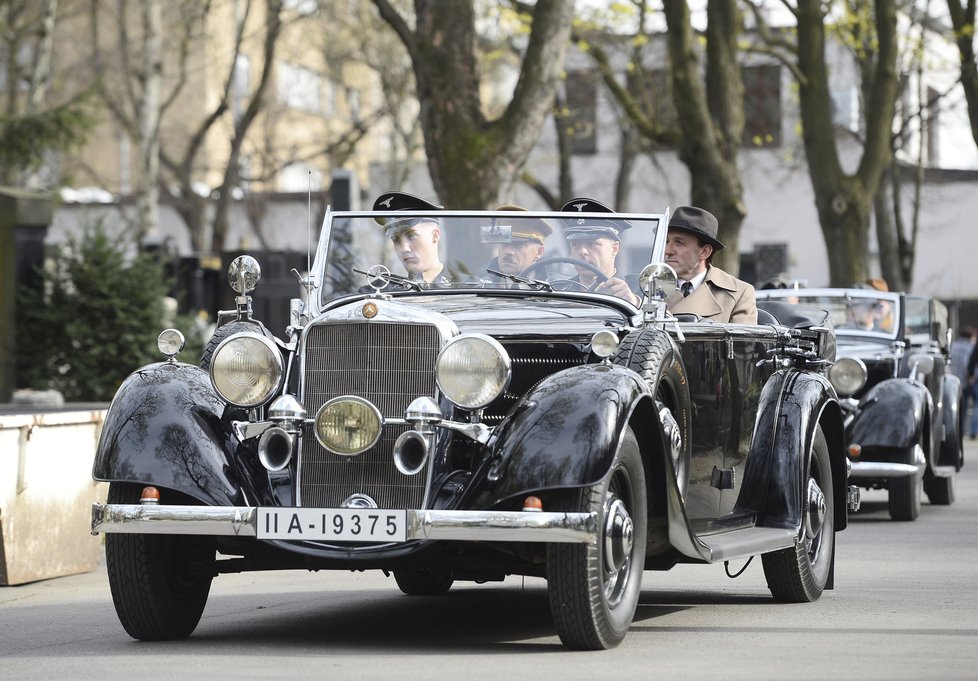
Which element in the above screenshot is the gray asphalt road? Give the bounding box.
[3,444,977,681]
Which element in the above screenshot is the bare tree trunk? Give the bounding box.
[795,0,898,286]
[136,0,162,241]
[372,0,573,209]
[209,0,283,253]
[663,0,747,274]
[947,0,978,148]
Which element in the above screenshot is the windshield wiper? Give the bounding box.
[486,268,553,292]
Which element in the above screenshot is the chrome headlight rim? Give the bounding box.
[435,333,512,410]
[314,395,384,456]
[829,356,868,397]
[209,331,284,408]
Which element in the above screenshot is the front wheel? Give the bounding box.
[924,474,955,505]
[546,427,647,650]
[888,445,923,521]
[763,425,835,603]
[105,483,215,640]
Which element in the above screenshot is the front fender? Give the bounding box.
[849,379,930,450]
[939,373,963,469]
[736,370,845,531]
[93,361,244,506]
[484,364,649,507]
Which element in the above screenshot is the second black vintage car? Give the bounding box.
[92,206,855,649]
[757,288,964,521]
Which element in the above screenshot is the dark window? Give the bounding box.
[926,86,940,166]
[742,64,781,148]
[566,70,598,155]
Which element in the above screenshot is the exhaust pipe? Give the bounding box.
[393,430,429,476]
[258,426,294,471]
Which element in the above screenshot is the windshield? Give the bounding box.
[757,289,901,338]
[314,209,666,305]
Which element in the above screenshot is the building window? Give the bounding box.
[742,64,781,148]
[278,163,323,192]
[232,55,250,120]
[926,86,940,166]
[278,62,322,114]
[565,70,598,155]
[830,85,859,132]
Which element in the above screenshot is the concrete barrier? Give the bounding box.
[0,409,108,585]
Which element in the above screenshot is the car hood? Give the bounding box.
[360,293,631,338]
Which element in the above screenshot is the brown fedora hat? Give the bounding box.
[667,206,724,251]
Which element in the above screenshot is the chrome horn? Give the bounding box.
[392,396,442,476]
[258,426,294,471]
[393,430,430,476]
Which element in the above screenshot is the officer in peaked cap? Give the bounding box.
[559,197,641,305]
[664,205,757,324]
[485,204,553,277]
[371,191,449,284]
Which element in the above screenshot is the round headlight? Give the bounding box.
[315,396,383,455]
[210,332,283,407]
[829,356,867,397]
[436,334,511,409]
[157,328,185,358]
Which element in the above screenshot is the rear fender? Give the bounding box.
[736,370,847,532]
[93,362,244,506]
[483,364,651,507]
[849,379,930,450]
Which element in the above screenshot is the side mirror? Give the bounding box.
[638,262,678,303]
[228,255,262,294]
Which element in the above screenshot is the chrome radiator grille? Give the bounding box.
[298,321,442,509]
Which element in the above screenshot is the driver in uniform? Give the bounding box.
[560,197,642,305]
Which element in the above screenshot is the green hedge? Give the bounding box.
[15,224,207,402]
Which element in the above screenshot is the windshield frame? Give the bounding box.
[756,287,903,340]
[305,207,670,315]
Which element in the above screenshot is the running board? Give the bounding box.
[694,527,797,563]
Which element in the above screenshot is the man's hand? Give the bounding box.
[597,277,640,306]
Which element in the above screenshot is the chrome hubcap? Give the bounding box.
[603,498,634,574]
[804,478,825,540]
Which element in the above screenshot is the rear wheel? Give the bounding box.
[393,569,454,595]
[763,425,835,602]
[105,483,215,640]
[888,445,923,521]
[546,428,647,650]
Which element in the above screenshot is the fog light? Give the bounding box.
[315,396,383,456]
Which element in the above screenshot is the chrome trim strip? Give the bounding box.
[848,461,922,478]
[92,504,597,545]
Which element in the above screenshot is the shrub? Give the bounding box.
[16,224,173,401]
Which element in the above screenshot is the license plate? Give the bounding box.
[257,508,407,542]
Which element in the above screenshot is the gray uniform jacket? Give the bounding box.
[666,266,758,324]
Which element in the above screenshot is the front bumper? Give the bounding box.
[91,504,598,545]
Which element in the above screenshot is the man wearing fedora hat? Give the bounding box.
[665,206,757,324]
[372,191,450,285]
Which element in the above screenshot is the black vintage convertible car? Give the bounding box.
[757,288,964,521]
[92,206,856,649]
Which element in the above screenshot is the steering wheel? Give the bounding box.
[518,256,610,293]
